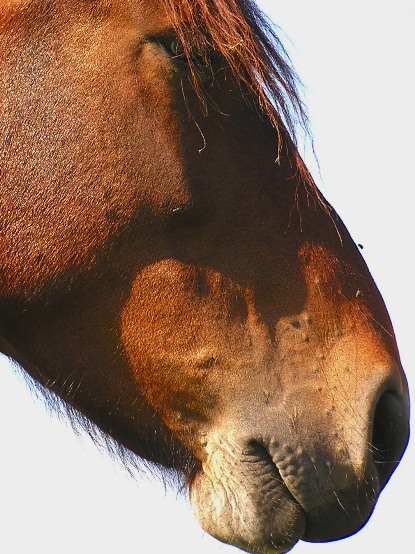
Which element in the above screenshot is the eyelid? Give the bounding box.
[147,34,224,76]
[152,34,209,66]
[147,33,188,63]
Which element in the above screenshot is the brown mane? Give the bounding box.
[161,0,326,204]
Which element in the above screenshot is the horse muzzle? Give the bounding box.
[189,373,409,554]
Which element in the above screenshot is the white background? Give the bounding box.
[0,1,413,552]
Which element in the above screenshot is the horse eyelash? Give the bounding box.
[159,37,188,62]
[156,35,218,70]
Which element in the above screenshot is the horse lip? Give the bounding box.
[266,440,381,543]
[189,429,394,552]
[190,470,306,554]
[189,435,307,554]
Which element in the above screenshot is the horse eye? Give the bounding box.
[158,36,213,69]
[155,35,224,76]
[169,39,186,59]
[159,37,188,63]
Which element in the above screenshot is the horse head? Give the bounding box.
[0,2,409,553]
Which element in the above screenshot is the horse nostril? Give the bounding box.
[371,390,409,488]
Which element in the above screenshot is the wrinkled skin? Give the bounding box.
[0,2,409,553]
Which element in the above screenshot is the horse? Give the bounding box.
[0,1,410,553]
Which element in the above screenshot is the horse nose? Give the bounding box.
[352,370,409,492]
[371,388,409,488]
[189,364,409,552]
[288,371,409,541]
[250,367,410,542]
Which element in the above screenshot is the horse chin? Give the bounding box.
[189,436,306,554]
